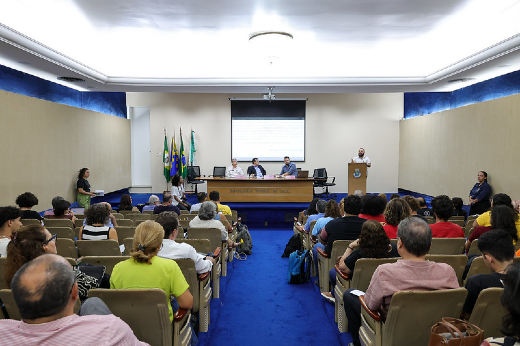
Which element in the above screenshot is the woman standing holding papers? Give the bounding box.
[469,171,491,215]
[77,168,96,208]
[225,158,244,178]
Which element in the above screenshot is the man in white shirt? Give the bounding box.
[0,206,23,257]
[351,147,371,167]
[225,158,244,178]
[156,212,214,274]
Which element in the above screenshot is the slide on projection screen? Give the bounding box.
[231,100,306,162]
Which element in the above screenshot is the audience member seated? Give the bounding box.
[462,229,513,320]
[452,197,467,221]
[429,195,465,238]
[5,224,103,300]
[171,174,191,211]
[295,199,326,234]
[225,158,244,178]
[473,193,520,236]
[343,217,459,346]
[378,193,388,205]
[190,192,206,213]
[359,195,386,223]
[311,200,341,238]
[111,220,193,323]
[156,212,215,274]
[43,196,66,217]
[0,254,146,345]
[382,198,411,239]
[15,192,43,221]
[303,198,320,218]
[416,197,432,217]
[45,199,76,228]
[142,195,160,212]
[354,190,364,197]
[390,193,401,200]
[312,195,366,278]
[402,195,427,223]
[153,192,181,215]
[0,206,23,257]
[482,263,520,346]
[79,203,118,242]
[209,190,231,215]
[189,201,239,249]
[118,194,139,212]
[466,205,518,252]
[322,220,399,303]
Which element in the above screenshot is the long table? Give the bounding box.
[196,177,315,202]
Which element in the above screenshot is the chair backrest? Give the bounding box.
[313,168,327,179]
[426,216,435,224]
[309,220,318,235]
[0,257,8,289]
[187,228,222,251]
[81,256,130,275]
[112,212,124,219]
[142,209,154,215]
[0,289,21,320]
[116,219,134,227]
[331,240,351,262]
[43,218,74,228]
[465,256,492,282]
[75,218,85,228]
[382,288,468,346]
[56,238,78,258]
[425,254,468,286]
[127,213,152,222]
[115,226,136,245]
[449,219,465,227]
[123,237,134,255]
[88,288,174,346]
[188,166,201,181]
[76,240,121,256]
[213,167,226,177]
[173,258,200,312]
[176,239,212,254]
[351,257,399,292]
[429,238,465,255]
[46,226,75,240]
[179,220,190,230]
[467,239,481,256]
[231,210,238,223]
[468,287,506,339]
[21,219,41,226]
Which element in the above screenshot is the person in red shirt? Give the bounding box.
[382,198,411,239]
[430,195,464,238]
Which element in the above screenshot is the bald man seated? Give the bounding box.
[0,254,147,345]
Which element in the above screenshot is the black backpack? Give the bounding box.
[236,223,253,255]
[282,234,302,258]
[287,250,311,284]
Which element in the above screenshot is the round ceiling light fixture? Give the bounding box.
[249,31,294,65]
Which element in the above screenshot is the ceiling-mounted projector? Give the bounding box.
[263,87,275,101]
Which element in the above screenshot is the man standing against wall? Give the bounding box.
[351,148,371,167]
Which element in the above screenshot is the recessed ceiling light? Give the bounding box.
[498,64,511,68]
[57,76,85,83]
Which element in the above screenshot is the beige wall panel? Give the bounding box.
[0,90,131,211]
[127,92,403,194]
[399,93,520,200]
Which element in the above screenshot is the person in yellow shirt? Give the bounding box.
[209,191,231,215]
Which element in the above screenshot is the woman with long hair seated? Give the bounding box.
[482,263,520,345]
[322,220,399,302]
[110,220,193,322]
[4,224,102,300]
[466,205,518,252]
[118,194,139,212]
[381,198,411,239]
[79,203,118,242]
[312,199,342,239]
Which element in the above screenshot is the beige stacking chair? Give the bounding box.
[468,287,506,339]
[76,239,121,256]
[359,288,468,346]
[88,288,191,346]
[0,257,8,289]
[81,256,130,275]
[317,240,351,293]
[188,227,227,278]
[428,238,465,255]
[46,226,75,240]
[115,226,135,245]
[425,254,467,286]
[56,238,78,258]
[116,219,134,227]
[43,218,74,228]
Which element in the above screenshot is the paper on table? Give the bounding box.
[95,190,105,196]
[350,289,365,296]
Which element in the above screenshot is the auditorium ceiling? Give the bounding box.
[0,0,519,93]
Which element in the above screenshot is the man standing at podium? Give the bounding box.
[351,148,371,167]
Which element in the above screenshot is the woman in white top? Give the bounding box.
[79,203,118,241]
[225,158,244,178]
[189,201,239,248]
[171,174,191,211]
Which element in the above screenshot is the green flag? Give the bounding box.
[163,135,170,182]
[190,130,196,165]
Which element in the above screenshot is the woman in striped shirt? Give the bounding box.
[79,203,118,242]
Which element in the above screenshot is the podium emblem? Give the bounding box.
[353,168,361,178]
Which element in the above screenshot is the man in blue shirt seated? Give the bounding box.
[247,158,266,177]
[280,156,297,176]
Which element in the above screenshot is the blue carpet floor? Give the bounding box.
[198,229,352,346]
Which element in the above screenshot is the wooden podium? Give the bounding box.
[348,163,368,195]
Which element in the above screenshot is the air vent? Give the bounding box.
[447,78,474,84]
[57,76,85,83]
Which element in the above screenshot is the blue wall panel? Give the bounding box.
[0,64,126,118]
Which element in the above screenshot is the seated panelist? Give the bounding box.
[280,156,297,176]
[225,158,244,178]
[246,158,266,177]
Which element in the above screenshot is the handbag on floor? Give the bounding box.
[428,317,483,346]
